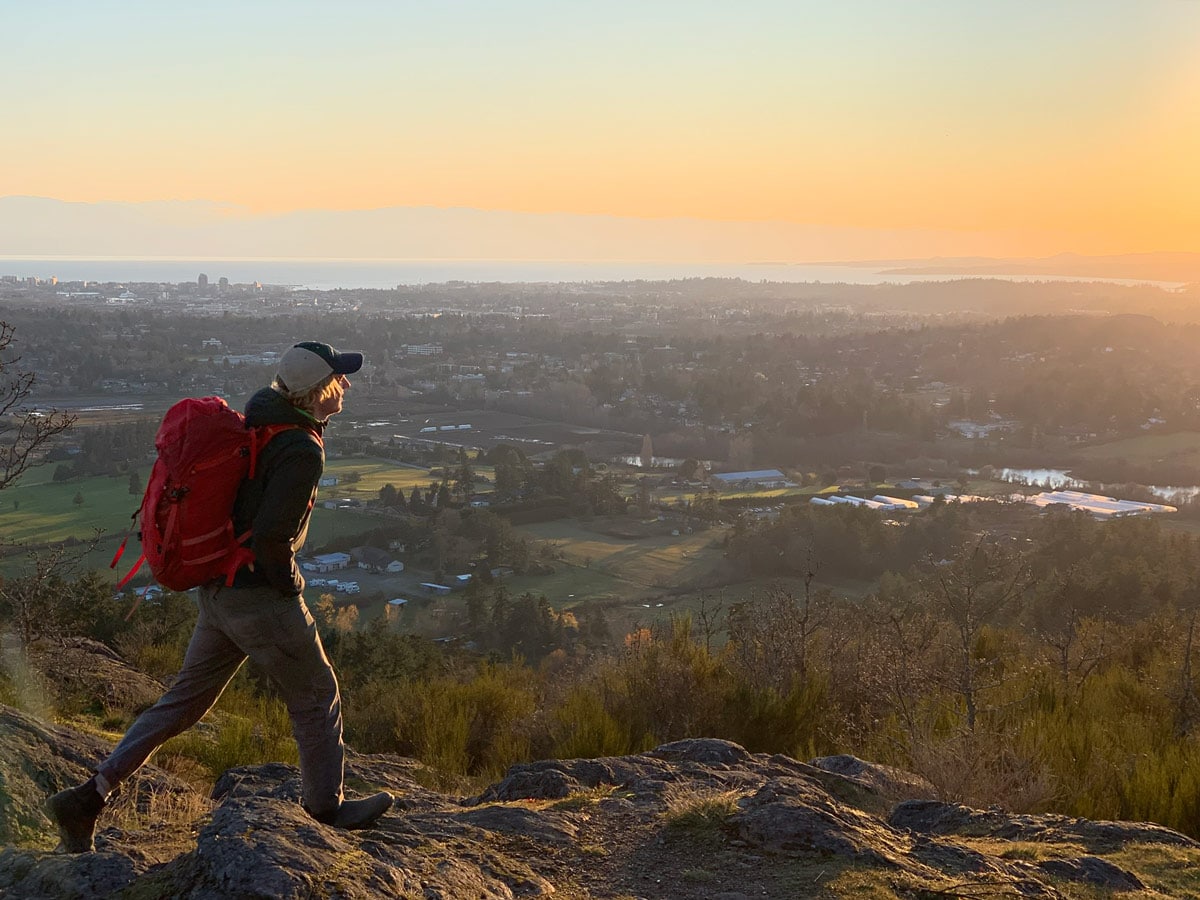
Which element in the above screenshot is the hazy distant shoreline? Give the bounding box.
[0,257,1182,291]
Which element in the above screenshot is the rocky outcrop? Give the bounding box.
[0,707,1196,898]
[25,638,165,717]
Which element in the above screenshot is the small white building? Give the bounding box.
[872,495,920,510]
[304,552,351,573]
[1027,489,1177,519]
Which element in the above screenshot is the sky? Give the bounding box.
[3,1,1200,260]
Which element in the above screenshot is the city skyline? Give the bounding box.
[4,1,1199,261]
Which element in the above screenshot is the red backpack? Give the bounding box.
[112,396,319,593]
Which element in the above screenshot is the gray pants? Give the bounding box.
[97,584,345,816]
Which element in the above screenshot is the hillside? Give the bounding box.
[2,656,1199,900]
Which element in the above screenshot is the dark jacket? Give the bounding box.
[231,387,325,596]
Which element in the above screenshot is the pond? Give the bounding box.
[989,468,1200,503]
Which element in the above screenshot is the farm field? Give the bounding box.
[321,458,495,499]
[0,462,389,581]
[653,484,817,506]
[503,563,643,608]
[516,519,726,590]
[0,464,148,546]
[1077,431,1200,465]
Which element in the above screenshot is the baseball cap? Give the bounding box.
[276,341,364,393]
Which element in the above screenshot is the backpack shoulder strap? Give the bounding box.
[247,422,322,479]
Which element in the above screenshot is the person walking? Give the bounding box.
[47,341,392,852]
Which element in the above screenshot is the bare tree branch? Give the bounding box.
[0,321,76,491]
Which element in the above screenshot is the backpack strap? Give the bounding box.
[247,422,322,479]
[221,421,323,587]
[111,485,151,591]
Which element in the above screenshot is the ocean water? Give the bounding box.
[0,257,1175,291]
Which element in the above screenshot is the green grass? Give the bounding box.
[503,563,640,607]
[304,506,390,548]
[321,458,495,498]
[322,458,437,494]
[1077,431,1200,466]
[655,485,818,505]
[0,461,389,581]
[0,464,148,545]
[516,520,725,589]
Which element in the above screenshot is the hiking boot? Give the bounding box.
[310,791,394,829]
[46,778,106,853]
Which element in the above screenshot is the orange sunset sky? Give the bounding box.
[3,1,1200,260]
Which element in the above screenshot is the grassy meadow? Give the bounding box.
[322,458,494,498]
[1077,431,1200,465]
[0,459,410,581]
[516,519,725,590]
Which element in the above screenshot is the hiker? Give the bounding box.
[47,341,393,852]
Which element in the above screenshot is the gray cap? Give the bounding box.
[276,341,363,393]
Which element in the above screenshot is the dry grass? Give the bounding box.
[660,783,742,830]
[548,784,620,811]
[105,778,214,834]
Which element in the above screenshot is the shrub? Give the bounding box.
[661,784,741,830]
[161,679,298,777]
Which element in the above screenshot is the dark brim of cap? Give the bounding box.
[331,352,364,375]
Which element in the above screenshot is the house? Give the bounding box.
[301,552,351,573]
[351,546,395,573]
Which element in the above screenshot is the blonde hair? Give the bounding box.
[272,373,340,416]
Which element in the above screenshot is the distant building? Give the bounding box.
[301,552,351,573]
[872,495,920,510]
[351,546,395,573]
[1026,489,1177,519]
[710,469,791,491]
[198,273,208,289]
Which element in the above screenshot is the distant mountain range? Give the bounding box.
[1,196,1197,283]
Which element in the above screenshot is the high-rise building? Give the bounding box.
[198,273,209,289]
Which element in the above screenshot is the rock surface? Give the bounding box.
[25,638,165,717]
[1,704,1197,898]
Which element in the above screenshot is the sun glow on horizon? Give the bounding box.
[2,1,1199,258]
